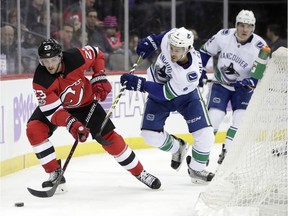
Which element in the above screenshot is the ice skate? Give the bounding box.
[186,156,214,184]
[136,170,161,189]
[42,160,67,193]
[170,135,189,171]
[217,144,227,164]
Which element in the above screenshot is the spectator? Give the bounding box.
[129,34,139,55]
[63,0,103,27]
[103,15,124,53]
[0,25,23,74]
[70,16,82,33]
[72,30,88,47]
[21,0,46,29]
[30,12,57,41]
[86,9,111,56]
[7,8,31,43]
[52,22,75,50]
[266,24,287,55]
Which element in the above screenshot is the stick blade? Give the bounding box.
[27,173,64,198]
[27,185,57,198]
[95,133,112,145]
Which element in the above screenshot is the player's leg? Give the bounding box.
[140,97,188,171]
[26,107,66,191]
[87,103,161,189]
[207,84,232,164]
[217,91,253,164]
[182,89,215,183]
[207,83,231,134]
[187,127,215,183]
[100,130,161,189]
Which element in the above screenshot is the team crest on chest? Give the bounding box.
[60,79,84,108]
[186,72,198,82]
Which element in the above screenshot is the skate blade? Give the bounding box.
[191,178,209,185]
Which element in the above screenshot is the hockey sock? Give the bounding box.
[102,131,143,176]
[224,126,238,150]
[32,140,60,173]
[141,130,179,153]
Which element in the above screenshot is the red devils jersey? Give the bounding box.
[33,45,105,127]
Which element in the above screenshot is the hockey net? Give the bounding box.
[194,47,288,216]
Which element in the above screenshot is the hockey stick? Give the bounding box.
[27,99,99,198]
[202,79,233,87]
[95,55,142,145]
[203,79,255,89]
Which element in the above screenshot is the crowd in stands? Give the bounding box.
[0,0,287,75]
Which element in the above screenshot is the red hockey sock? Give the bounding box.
[102,131,143,176]
[43,159,60,173]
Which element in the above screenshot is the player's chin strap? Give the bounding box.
[95,55,142,146]
[27,98,99,198]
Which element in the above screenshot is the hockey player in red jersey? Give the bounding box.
[26,38,161,191]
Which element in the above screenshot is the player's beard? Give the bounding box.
[48,62,61,74]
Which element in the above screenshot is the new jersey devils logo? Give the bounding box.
[60,79,84,108]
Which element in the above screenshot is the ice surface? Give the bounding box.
[0,145,221,216]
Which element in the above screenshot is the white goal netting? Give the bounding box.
[194,47,288,216]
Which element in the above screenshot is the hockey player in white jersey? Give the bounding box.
[199,10,269,164]
[120,27,215,183]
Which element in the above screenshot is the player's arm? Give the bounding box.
[33,83,89,142]
[79,45,112,101]
[120,74,196,101]
[119,74,166,100]
[136,30,169,59]
[235,45,271,92]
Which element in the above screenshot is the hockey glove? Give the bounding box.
[136,34,158,59]
[120,74,146,92]
[90,72,112,101]
[66,117,90,142]
[234,77,258,93]
[198,70,208,87]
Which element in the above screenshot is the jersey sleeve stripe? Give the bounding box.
[164,82,177,100]
[39,99,62,121]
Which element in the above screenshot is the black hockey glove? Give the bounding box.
[234,77,257,93]
[136,34,158,59]
[120,74,146,92]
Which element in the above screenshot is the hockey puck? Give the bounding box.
[15,202,24,207]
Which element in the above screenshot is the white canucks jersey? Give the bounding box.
[147,29,202,100]
[201,28,266,89]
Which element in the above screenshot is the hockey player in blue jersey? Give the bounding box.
[199,10,269,164]
[120,27,215,183]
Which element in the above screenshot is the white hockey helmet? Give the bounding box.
[236,10,256,28]
[168,27,194,51]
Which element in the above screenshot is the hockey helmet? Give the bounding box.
[236,10,256,26]
[38,38,62,59]
[168,27,194,51]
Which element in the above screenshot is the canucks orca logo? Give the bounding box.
[186,72,198,82]
[154,64,169,82]
[220,63,240,84]
[157,65,167,78]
